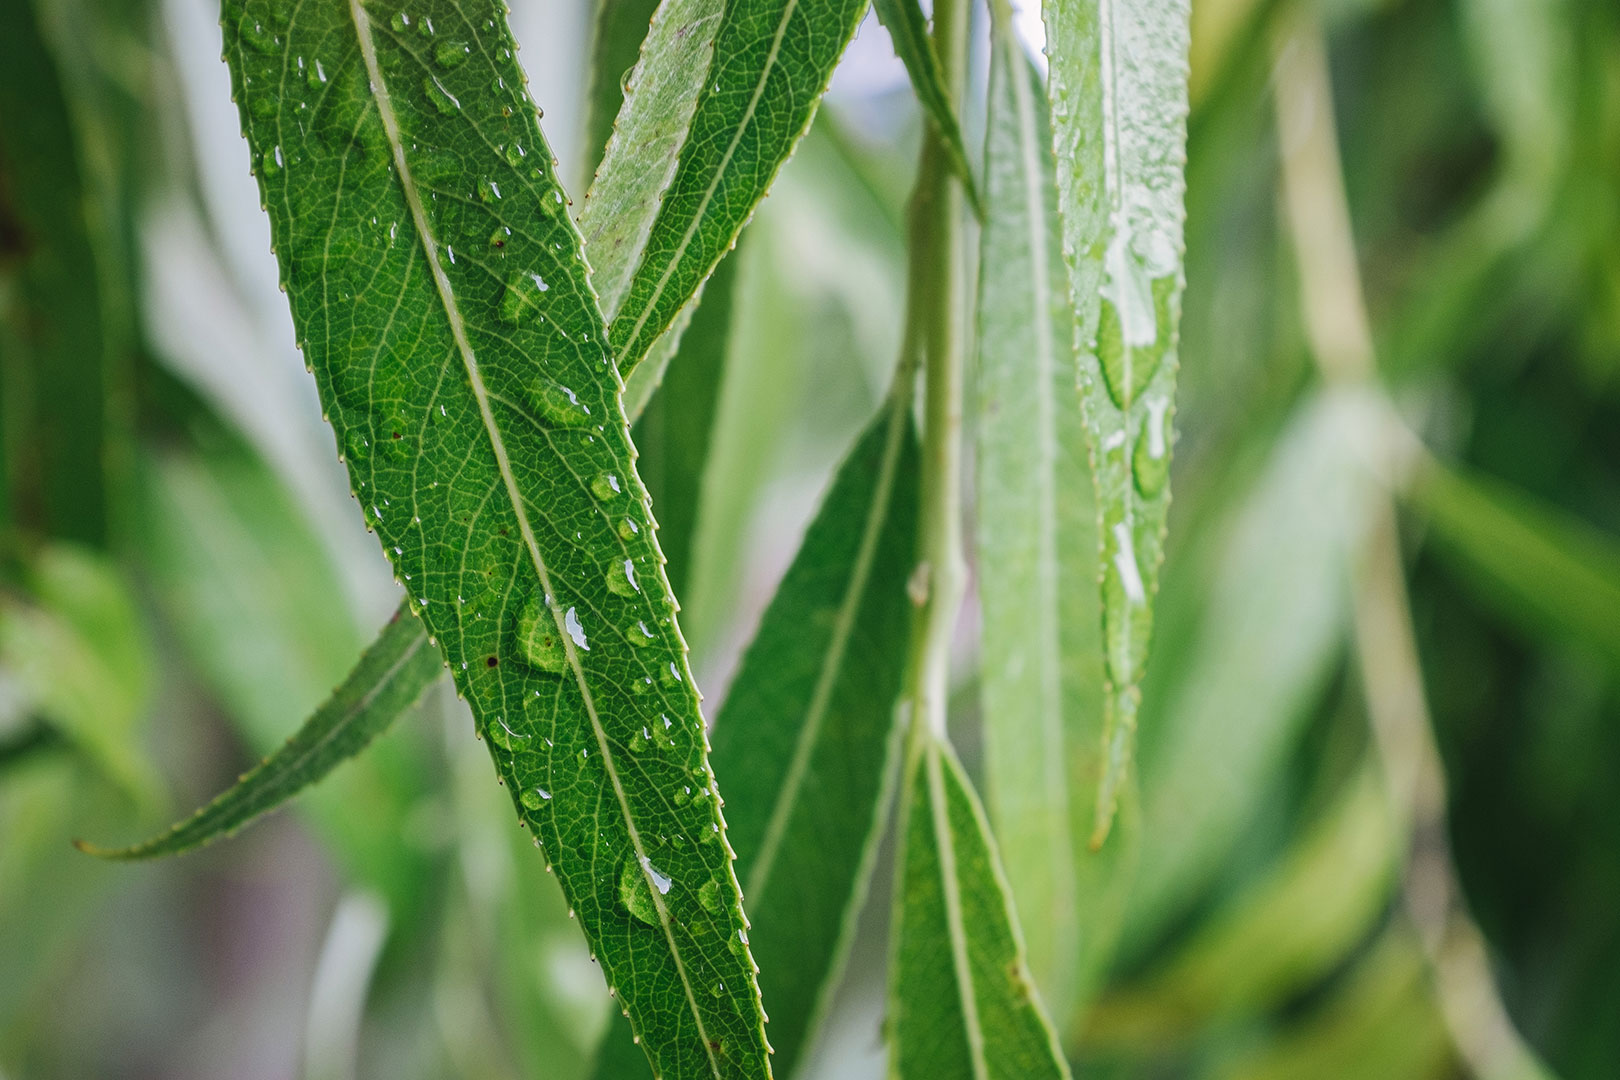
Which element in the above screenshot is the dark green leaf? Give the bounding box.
[597,391,921,1079]
[1044,0,1193,844]
[78,607,440,860]
[222,0,769,1075]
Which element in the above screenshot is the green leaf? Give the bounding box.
[974,4,1120,1025]
[607,0,869,372]
[1416,461,1620,668]
[580,0,662,187]
[1044,0,1193,844]
[890,736,1072,1080]
[1127,390,1380,950]
[596,393,921,1080]
[580,0,723,324]
[222,1,769,1076]
[77,607,441,860]
[872,0,981,213]
[633,249,740,597]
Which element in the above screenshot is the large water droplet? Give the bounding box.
[1132,397,1172,497]
[619,855,672,925]
[527,380,592,427]
[590,473,621,501]
[422,75,460,114]
[499,272,552,325]
[434,39,469,67]
[605,558,638,597]
[623,621,655,648]
[516,593,567,673]
[698,878,723,913]
[564,606,589,651]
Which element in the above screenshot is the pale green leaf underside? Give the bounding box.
[1044,0,1191,844]
[597,395,920,1080]
[872,0,981,213]
[221,0,767,1076]
[78,608,438,860]
[608,0,869,371]
[891,738,1072,1080]
[974,5,1106,1025]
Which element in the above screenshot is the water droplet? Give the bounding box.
[520,786,547,810]
[389,11,410,32]
[728,927,749,957]
[241,20,278,54]
[605,558,638,597]
[623,621,655,648]
[499,272,553,325]
[619,855,672,925]
[516,593,567,673]
[524,379,591,427]
[435,39,470,68]
[504,143,527,168]
[617,517,639,540]
[490,226,512,250]
[423,75,460,114]
[477,176,501,202]
[590,473,621,501]
[261,145,284,176]
[1133,397,1172,497]
[488,715,525,750]
[698,878,723,913]
[417,14,435,36]
[564,606,589,651]
[307,58,327,87]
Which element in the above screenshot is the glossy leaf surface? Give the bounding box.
[1044,0,1193,843]
[221,1,768,1075]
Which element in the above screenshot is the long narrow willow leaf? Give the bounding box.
[78,609,440,860]
[608,0,869,370]
[1044,0,1192,845]
[891,738,1072,1080]
[221,2,768,1077]
[974,3,1109,1024]
[597,400,920,1080]
[580,0,662,187]
[872,0,981,212]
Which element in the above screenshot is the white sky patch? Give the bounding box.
[1012,0,1049,74]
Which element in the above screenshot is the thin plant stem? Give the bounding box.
[1272,16,1554,1080]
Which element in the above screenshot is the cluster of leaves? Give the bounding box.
[4,0,1620,1076]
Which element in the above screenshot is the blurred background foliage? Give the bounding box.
[0,0,1617,1076]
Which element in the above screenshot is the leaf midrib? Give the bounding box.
[616,0,801,357]
[1002,20,1079,935]
[930,747,990,1080]
[347,5,724,1074]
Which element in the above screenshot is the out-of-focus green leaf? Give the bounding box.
[1088,764,1395,1047]
[890,736,1072,1080]
[596,397,920,1080]
[608,0,868,372]
[1210,932,1455,1080]
[1417,461,1620,668]
[975,3,1122,1024]
[0,546,155,803]
[872,0,981,212]
[0,0,117,546]
[222,0,769,1074]
[79,607,441,860]
[1126,390,1381,952]
[1043,0,1193,844]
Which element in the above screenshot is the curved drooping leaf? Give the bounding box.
[608,0,869,371]
[890,737,1073,1080]
[1044,0,1193,844]
[221,1,768,1076]
[78,608,440,860]
[596,398,920,1079]
[872,0,981,212]
[975,4,1112,1024]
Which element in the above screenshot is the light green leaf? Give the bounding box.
[580,0,723,323]
[1416,460,1620,668]
[222,0,769,1075]
[890,736,1072,1080]
[78,607,441,860]
[872,0,981,213]
[1044,0,1193,844]
[974,3,1118,1024]
[1127,390,1380,950]
[580,0,662,188]
[595,393,921,1080]
[608,0,869,372]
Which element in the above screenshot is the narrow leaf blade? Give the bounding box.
[77,608,440,860]
[608,0,869,370]
[891,739,1072,1080]
[1044,0,1193,844]
[975,6,1109,1023]
[872,0,982,212]
[597,396,921,1079]
[223,1,769,1075]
